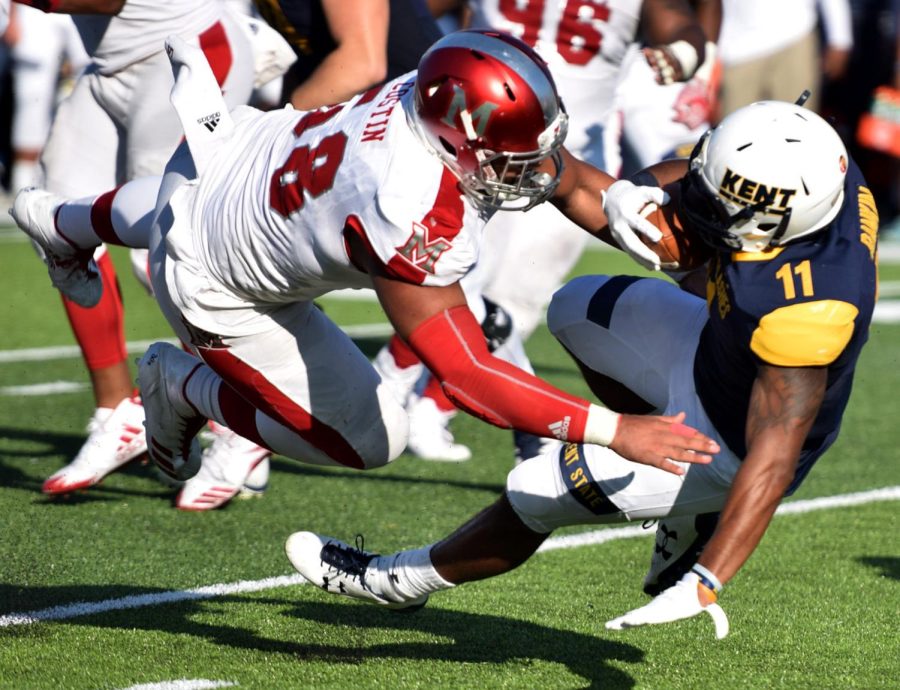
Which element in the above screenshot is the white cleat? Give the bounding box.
[42,396,147,495]
[138,342,206,483]
[372,345,423,407]
[11,187,101,308]
[405,395,472,462]
[285,531,428,610]
[176,423,271,511]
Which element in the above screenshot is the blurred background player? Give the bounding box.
[376,0,710,463]
[716,0,852,116]
[824,0,900,238]
[17,0,260,508]
[7,3,88,193]
[617,0,721,176]
[252,0,442,109]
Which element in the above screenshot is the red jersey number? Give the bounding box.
[498,0,609,65]
[270,106,347,218]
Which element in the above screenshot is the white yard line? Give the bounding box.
[120,682,236,690]
[1,486,897,628]
[0,381,89,396]
[0,323,394,365]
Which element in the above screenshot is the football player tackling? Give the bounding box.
[11,32,717,501]
[284,99,878,639]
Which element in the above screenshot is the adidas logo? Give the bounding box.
[198,112,221,132]
[548,416,571,441]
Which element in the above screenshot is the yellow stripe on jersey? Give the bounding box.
[750,300,859,366]
[732,247,785,262]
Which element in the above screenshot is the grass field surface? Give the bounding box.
[1,231,898,689]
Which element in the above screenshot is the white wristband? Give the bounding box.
[583,404,621,447]
[668,40,700,80]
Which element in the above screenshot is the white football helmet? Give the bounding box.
[408,29,568,212]
[680,100,848,252]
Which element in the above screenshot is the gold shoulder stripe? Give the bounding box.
[732,247,785,262]
[750,300,859,366]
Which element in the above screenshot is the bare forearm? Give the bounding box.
[697,454,792,583]
[290,48,386,110]
[291,0,388,110]
[698,365,826,584]
[550,151,617,242]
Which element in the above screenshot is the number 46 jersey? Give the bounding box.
[695,158,879,495]
[184,75,488,318]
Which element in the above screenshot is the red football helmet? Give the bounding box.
[409,29,568,212]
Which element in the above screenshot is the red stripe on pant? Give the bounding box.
[89,188,124,245]
[198,21,233,87]
[198,346,366,470]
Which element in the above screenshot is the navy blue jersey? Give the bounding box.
[694,159,878,495]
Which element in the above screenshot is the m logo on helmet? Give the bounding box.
[718,168,797,214]
[441,84,499,138]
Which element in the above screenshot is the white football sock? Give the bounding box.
[368,546,455,602]
[55,177,161,250]
[183,362,223,421]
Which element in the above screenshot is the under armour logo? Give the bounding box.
[654,525,678,560]
[197,112,221,132]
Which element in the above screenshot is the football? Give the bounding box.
[639,182,711,271]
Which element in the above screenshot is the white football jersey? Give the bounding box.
[188,75,487,308]
[73,0,222,73]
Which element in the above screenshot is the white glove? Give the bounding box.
[605,571,730,639]
[601,180,670,271]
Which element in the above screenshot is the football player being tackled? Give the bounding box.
[285,98,877,639]
[12,33,717,515]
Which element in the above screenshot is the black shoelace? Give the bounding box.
[320,535,377,586]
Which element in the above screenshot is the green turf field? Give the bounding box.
[1,232,898,690]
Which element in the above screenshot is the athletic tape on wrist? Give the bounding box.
[667,40,699,80]
[583,404,620,447]
[692,563,723,593]
[694,41,718,82]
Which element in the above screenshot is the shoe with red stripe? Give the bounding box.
[42,396,148,494]
[11,187,101,308]
[138,342,205,483]
[176,423,271,511]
